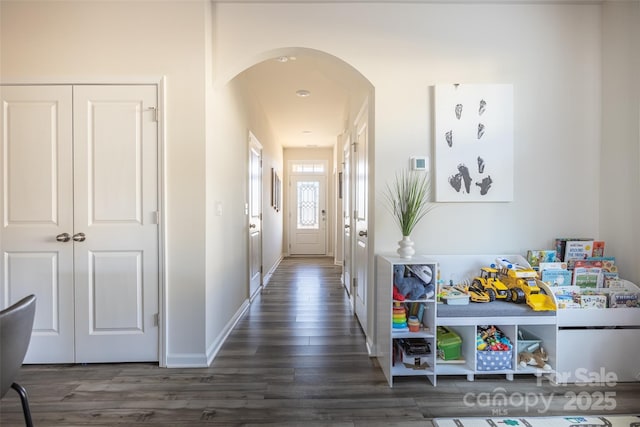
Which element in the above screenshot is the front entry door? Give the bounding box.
[289,173,327,255]
[0,84,159,363]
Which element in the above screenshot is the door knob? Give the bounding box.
[56,233,71,242]
[359,230,368,237]
[72,232,86,242]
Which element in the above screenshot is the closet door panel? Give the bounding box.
[0,85,75,363]
[73,85,159,363]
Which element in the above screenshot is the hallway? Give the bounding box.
[1,257,639,426]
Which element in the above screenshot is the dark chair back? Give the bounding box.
[0,294,36,397]
[0,294,36,426]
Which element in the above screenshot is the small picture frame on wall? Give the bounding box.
[271,168,281,212]
[271,168,276,208]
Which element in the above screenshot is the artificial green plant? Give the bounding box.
[382,169,435,237]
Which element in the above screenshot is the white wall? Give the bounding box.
[0,0,211,366]
[206,61,285,363]
[214,2,605,250]
[601,1,640,285]
[235,73,285,281]
[206,78,249,363]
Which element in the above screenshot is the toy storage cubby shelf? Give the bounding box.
[376,254,559,387]
[378,254,640,386]
[436,314,556,382]
[377,255,438,386]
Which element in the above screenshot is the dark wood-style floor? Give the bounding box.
[1,257,638,426]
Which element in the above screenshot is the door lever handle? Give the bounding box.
[359,230,368,237]
[249,223,256,229]
[72,232,86,242]
[56,233,71,242]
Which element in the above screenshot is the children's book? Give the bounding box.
[572,260,603,288]
[577,294,608,308]
[554,237,592,261]
[609,292,639,308]
[587,256,618,285]
[526,249,557,269]
[586,256,616,272]
[592,241,605,257]
[541,268,572,286]
[564,240,595,262]
[538,261,568,271]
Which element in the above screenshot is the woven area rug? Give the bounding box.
[433,415,640,427]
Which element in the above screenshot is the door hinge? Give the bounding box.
[352,277,357,289]
[343,259,346,267]
[352,142,358,152]
[354,210,358,219]
[153,313,159,327]
[148,106,158,122]
[152,211,161,225]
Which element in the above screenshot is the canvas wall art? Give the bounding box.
[434,84,513,202]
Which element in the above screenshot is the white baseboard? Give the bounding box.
[165,352,209,368]
[165,298,251,368]
[366,337,375,357]
[263,255,283,288]
[205,299,250,367]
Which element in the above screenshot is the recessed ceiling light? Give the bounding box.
[276,55,297,63]
[302,130,312,134]
[296,89,311,97]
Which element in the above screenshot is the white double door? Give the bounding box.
[0,85,159,363]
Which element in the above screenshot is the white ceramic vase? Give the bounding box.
[397,236,415,259]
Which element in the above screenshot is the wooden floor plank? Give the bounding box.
[1,256,638,426]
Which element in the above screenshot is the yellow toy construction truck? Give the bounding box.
[494,258,556,311]
[472,266,509,301]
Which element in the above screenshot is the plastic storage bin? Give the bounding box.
[517,329,542,353]
[436,326,462,360]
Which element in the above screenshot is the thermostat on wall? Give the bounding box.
[410,156,428,171]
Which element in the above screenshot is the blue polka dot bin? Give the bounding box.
[476,325,513,371]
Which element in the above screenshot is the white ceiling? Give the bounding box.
[238,50,369,148]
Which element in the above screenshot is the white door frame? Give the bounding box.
[248,132,263,299]
[353,100,369,333]
[342,134,354,309]
[0,78,167,367]
[287,160,329,256]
